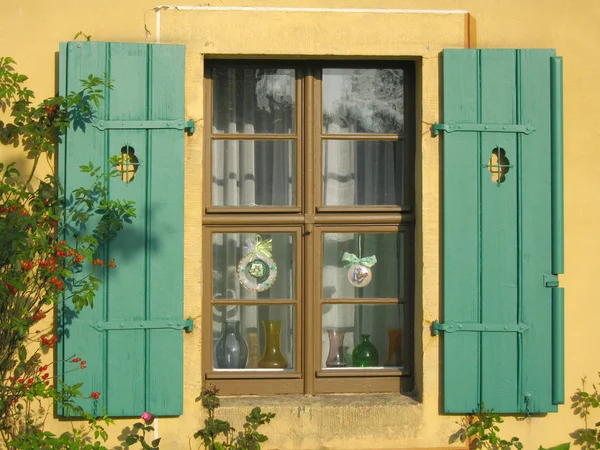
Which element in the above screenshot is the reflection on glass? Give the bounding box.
[212,68,295,134]
[212,140,296,207]
[212,305,294,370]
[212,232,294,300]
[322,140,403,206]
[322,232,403,299]
[321,304,404,369]
[322,68,404,134]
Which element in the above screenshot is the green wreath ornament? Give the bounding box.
[237,235,278,292]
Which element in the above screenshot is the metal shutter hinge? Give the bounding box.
[431,122,535,136]
[91,317,193,332]
[91,119,196,134]
[431,320,529,335]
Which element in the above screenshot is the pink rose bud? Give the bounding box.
[141,412,152,422]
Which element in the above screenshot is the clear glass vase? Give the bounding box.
[215,320,248,369]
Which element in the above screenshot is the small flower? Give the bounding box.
[141,411,152,422]
[72,357,81,363]
[91,392,100,400]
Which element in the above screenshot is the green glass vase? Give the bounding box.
[351,334,379,367]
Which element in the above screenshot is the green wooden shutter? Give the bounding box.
[57,41,188,416]
[436,49,564,414]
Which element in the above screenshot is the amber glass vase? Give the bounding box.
[258,320,289,368]
[384,328,403,366]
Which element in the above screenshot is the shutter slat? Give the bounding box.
[442,50,481,412]
[552,287,565,405]
[106,43,149,416]
[519,49,557,413]
[147,44,185,415]
[550,57,564,275]
[59,41,109,416]
[479,50,519,413]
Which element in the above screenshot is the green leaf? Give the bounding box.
[538,444,570,450]
[18,345,26,362]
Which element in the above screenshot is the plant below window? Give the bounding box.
[454,406,524,450]
[122,412,161,450]
[450,403,572,450]
[194,385,275,450]
[571,376,600,449]
[0,56,135,448]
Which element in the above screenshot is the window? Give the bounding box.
[58,40,565,415]
[203,61,415,395]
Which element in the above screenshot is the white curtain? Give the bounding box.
[211,68,296,368]
[319,68,405,367]
[212,68,295,207]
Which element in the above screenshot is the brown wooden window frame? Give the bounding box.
[202,60,415,396]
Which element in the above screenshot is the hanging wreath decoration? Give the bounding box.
[237,235,278,292]
[342,252,377,288]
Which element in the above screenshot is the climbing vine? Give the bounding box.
[0,56,134,448]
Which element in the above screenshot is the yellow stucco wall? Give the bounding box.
[1,1,598,449]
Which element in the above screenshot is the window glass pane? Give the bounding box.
[212,68,295,134]
[322,232,404,299]
[321,304,404,369]
[322,68,404,134]
[213,232,294,300]
[213,305,295,371]
[322,140,403,206]
[212,140,296,207]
